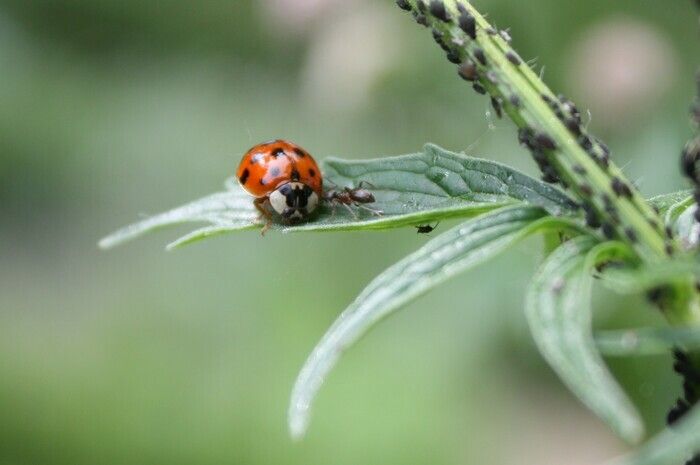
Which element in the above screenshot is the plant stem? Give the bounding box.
[398,0,671,262]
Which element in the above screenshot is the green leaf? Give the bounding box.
[288,205,586,439]
[99,144,576,249]
[596,326,700,357]
[526,237,644,443]
[610,404,700,465]
[647,190,693,218]
[602,261,700,295]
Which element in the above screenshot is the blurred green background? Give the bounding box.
[0,1,697,464]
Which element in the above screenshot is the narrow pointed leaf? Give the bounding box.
[288,205,586,439]
[602,261,700,295]
[526,237,644,443]
[646,190,692,219]
[99,144,576,249]
[609,404,700,465]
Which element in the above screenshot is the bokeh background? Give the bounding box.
[1,1,697,464]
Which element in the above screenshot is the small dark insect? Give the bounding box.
[472,82,486,94]
[665,243,675,256]
[473,48,487,65]
[611,178,633,199]
[429,0,449,22]
[535,133,556,150]
[417,0,427,12]
[432,29,450,52]
[412,11,429,26]
[573,164,586,175]
[458,12,476,39]
[395,0,411,11]
[564,117,581,136]
[415,222,440,234]
[458,62,478,81]
[490,97,502,118]
[579,183,593,196]
[509,94,521,108]
[446,50,461,64]
[323,181,383,218]
[578,134,593,151]
[601,223,616,239]
[505,51,521,65]
[624,227,638,243]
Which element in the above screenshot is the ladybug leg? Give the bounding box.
[253,197,273,235]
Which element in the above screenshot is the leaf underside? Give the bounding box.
[526,237,644,444]
[99,143,576,250]
[288,205,586,439]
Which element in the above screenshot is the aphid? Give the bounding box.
[579,134,593,151]
[323,181,383,218]
[237,140,323,232]
[665,243,675,256]
[583,204,601,228]
[499,29,512,43]
[429,0,449,22]
[415,222,440,234]
[624,227,638,242]
[541,166,559,184]
[473,48,487,65]
[573,164,586,175]
[601,223,616,239]
[564,117,581,136]
[412,11,429,26]
[432,29,450,52]
[458,12,476,39]
[490,97,502,118]
[535,133,557,150]
[611,178,632,198]
[446,49,461,64]
[505,51,521,65]
[458,62,478,81]
[417,0,427,13]
[509,94,521,108]
[396,0,411,11]
[579,183,593,196]
[472,82,486,94]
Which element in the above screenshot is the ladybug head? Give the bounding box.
[269,182,319,223]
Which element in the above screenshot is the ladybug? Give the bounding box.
[237,140,323,228]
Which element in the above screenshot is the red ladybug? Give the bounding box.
[237,140,323,226]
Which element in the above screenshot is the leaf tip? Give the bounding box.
[287,399,311,441]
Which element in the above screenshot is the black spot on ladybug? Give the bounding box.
[309,168,316,177]
[293,148,306,158]
[291,168,300,181]
[239,168,250,185]
[506,51,521,65]
[269,167,281,177]
[429,0,449,21]
[271,148,285,158]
